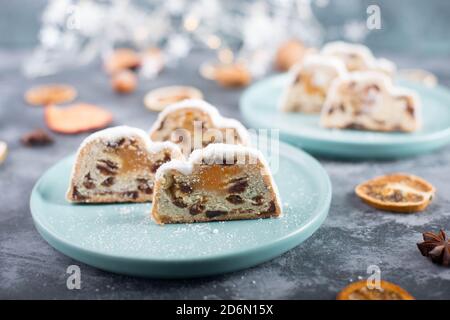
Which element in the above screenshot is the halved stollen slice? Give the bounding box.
[149,99,250,154]
[320,71,421,132]
[151,143,282,224]
[278,54,347,113]
[66,126,183,203]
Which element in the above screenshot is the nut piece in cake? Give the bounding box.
[66,126,183,203]
[278,54,347,113]
[320,72,421,132]
[355,173,435,213]
[149,99,250,154]
[151,143,282,224]
[321,41,396,76]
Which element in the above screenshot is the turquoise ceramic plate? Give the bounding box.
[240,74,450,159]
[30,141,331,278]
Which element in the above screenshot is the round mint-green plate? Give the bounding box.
[30,141,331,278]
[240,74,450,159]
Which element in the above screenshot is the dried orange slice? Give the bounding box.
[355,173,435,213]
[337,280,414,300]
[104,48,141,74]
[143,86,203,112]
[45,103,113,134]
[25,84,77,106]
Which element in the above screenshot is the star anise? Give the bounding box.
[417,230,450,266]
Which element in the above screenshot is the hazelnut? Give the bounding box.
[275,39,306,71]
[215,63,251,88]
[104,48,141,74]
[111,70,137,94]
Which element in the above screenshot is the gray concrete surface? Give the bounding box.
[0,50,449,299]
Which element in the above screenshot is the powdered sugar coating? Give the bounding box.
[149,99,251,146]
[321,41,375,62]
[376,58,397,75]
[78,126,182,156]
[321,41,396,75]
[156,143,263,177]
[156,159,193,176]
[326,71,420,105]
[301,54,348,74]
[288,54,347,85]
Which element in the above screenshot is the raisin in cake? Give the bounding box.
[320,72,421,132]
[279,54,347,113]
[149,99,250,154]
[151,143,281,224]
[67,126,183,203]
[321,41,396,76]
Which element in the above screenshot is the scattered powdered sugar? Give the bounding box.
[118,205,141,216]
[49,152,320,260]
